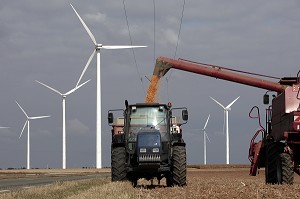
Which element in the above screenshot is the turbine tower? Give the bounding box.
[210,96,240,164]
[16,101,50,170]
[202,114,211,165]
[36,80,90,169]
[70,4,147,168]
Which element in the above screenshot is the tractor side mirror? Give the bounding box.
[263,94,269,105]
[182,110,188,121]
[108,112,114,124]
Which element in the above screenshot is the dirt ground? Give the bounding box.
[137,166,300,199]
[1,166,300,198]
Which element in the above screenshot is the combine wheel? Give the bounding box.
[172,145,187,186]
[265,142,281,184]
[265,142,294,184]
[111,147,127,181]
[280,153,294,184]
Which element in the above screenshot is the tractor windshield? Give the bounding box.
[128,106,168,141]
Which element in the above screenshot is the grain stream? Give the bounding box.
[145,75,160,103]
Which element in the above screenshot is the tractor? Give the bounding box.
[108,100,188,186]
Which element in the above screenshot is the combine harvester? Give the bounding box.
[150,56,300,184]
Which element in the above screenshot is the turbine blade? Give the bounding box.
[205,132,211,143]
[210,96,225,109]
[76,49,96,87]
[70,4,97,45]
[226,96,240,109]
[19,120,28,139]
[29,115,50,120]
[203,114,210,130]
[66,79,90,96]
[15,101,28,118]
[36,80,62,96]
[0,127,9,129]
[102,45,147,50]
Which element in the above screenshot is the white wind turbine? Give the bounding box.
[16,101,50,170]
[70,4,147,168]
[210,96,240,164]
[202,114,211,165]
[36,80,90,169]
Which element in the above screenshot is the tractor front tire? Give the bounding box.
[111,147,127,181]
[172,145,187,186]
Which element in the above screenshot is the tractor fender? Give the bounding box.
[112,134,125,144]
[171,141,186,147]
[111,142,125,149]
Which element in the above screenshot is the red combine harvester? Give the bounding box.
[153,56,300,184]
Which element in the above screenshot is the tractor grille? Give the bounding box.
[139,154,161,162]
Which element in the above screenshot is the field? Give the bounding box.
[1,165,300,199]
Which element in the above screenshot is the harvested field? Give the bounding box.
[0,168,110,180]
[1,166,300,198]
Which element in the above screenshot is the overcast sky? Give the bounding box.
[0,0,299,169]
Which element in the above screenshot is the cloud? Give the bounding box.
[1,0,300,168]
[160,28,179,46]
[85,12,107,24]
[66,119,90,135]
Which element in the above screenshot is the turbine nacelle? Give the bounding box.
[71,3,147,168]
[70,3,147,88]
[35,79,90,169]
[15,101,50,170]
[209,96,240,164]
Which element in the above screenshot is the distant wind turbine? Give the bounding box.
[36,80,90,169]
[70,4,147,168]
[16,101,50,170]
[202,114,211,165]
[210,96,240,164]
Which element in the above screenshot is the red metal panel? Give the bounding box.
[158,57,286,92]
[285,86,300,114]
[249,141,262,176]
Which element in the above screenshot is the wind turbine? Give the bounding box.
[210,96,240,164]
[35,80,90,169]
[16,101,50,170]
[202,114,211,165]
[70,4,147,168]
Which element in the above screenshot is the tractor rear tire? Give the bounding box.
[172,145,187,186]
[111,147,127,181]
[166,174,173,187]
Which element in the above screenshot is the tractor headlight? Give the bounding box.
[152,148,159,153]
[139,148,146,153]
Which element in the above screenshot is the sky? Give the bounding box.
[0,0,299,169]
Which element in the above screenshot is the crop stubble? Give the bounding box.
[1,167,300,198]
